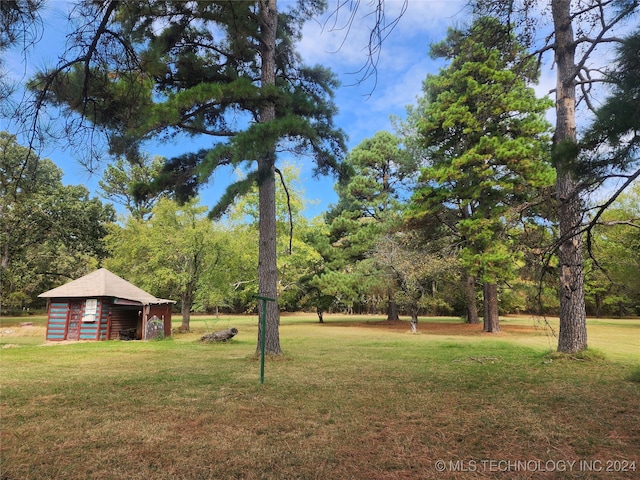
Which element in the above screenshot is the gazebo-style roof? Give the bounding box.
[38,268,173,305]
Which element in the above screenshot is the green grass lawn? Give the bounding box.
[1,314,639,479]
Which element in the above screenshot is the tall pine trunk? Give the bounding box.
[483,282,500,333]
[256,0,281,355]
[552,0,587,353]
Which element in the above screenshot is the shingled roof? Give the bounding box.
[38,268,174,305]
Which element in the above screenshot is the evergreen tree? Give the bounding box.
[1,0,43,105]
[324,131,415,318]
[407,17,554,332]
[581,30,640,317]
[31,1,346,355]
[471,0,639,353]
[98,154,166,221]
[582,28,640,216]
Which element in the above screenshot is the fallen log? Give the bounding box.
[201,327,238,343]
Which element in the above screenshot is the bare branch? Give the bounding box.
[587,168,640,231]
[574,34,626,46]
[597,219,640,228]
[569,0,617,22]
[321,0,408,94]
[572,1,639,80]
[274,167,293,255]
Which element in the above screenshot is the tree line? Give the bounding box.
[1,1,639,356]
[2,128,639,324]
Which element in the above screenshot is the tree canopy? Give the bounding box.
[99,154,167,221]
[320,131,414,318]
[582,27,640,212]
[0,131,114,310]
[3,1,640,343]
[407,17,554,332]
[105,197,234,331]
[470,0,639,352]
[30,0,347,355]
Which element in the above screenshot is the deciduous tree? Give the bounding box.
[585,182,640,316]
[374,230,460,330]
[0,131,114,308]
[105,198,233,331]
[225,162,324,313]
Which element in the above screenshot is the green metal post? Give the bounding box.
[255,295,276,384]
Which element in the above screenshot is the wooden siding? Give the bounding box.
[148,305,173,338]
[77,299,109,340]
[44,297,172,341]
[46,301,68,341]
[98,301,109,340]
[46,298,111,341]
[67,301,82,340]
[109,307,141,340]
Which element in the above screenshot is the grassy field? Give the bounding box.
[1,314,639,479]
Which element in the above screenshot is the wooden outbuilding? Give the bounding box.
[38,268,174,341]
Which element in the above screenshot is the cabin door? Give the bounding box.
[67,301,82,340]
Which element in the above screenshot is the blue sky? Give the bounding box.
[2,0,561,218]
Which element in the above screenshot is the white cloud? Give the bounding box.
[299,0,466,70]
[297,0,469,148]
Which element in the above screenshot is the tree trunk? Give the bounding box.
[257,159,281,355]
[181,290,192,331]
[552,0,587,353]
[483,283,500,333]
[1,239,9,270]
[256,0,281,356]
[201,327,238,343]
[410,306,418,334]
[386,290,400,321]
[463,273,480,324]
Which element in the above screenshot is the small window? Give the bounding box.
[83,299,98,322]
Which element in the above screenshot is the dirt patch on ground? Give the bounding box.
[324,319,541,336]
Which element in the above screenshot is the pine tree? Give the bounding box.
[31,1,346,355]
[471,0,638,353]
[324,131,415,317]
[408,17,554,332]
